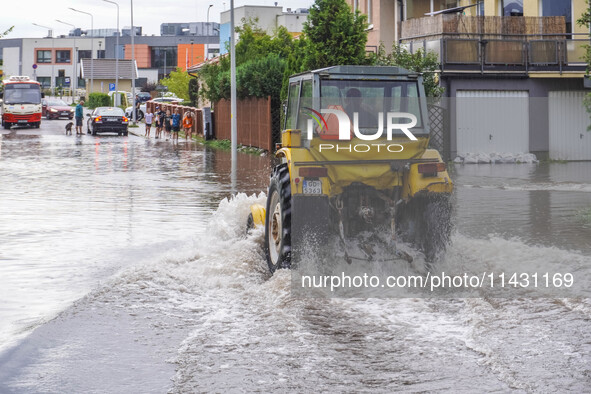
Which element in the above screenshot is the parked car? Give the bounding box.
[42,99,74,120]
[125,103,147,121]
[124,96,184,121]
[136,92,152,102]
[86,107,129,136]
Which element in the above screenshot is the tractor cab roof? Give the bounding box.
[290,65,421,82]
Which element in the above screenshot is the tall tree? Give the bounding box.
[302,0,369,70]
[1,26,13,38]
[576,5,591,130]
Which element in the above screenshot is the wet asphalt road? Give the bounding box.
[0,116,590,393]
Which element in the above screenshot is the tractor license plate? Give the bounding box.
[17,120,28,123]
[303,179,322,195]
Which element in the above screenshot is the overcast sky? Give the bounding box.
[3,0,315,39]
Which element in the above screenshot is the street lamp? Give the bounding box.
[130,0,137,125]
[69,8,94,95]
[206,4,213,60]
[103,0,120,106]
[32,23,54,91]
[56,20,77,95]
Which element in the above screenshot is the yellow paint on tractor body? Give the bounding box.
[277,133,452,200]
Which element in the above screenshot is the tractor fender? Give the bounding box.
[249,204,266,228]
[402,149,453,200]
[275,148,292,179]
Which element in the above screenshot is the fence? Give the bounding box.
[146,101,203,136]
[214,96,273,152]
[428,103,450,162]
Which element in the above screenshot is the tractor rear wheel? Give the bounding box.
[398,194,453,263]
[264,164,292,273]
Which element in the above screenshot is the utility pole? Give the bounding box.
[131,0,136,125]
[230,0,237,176]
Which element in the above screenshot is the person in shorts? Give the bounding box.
[164,110,172,140]
[155,106,165,139]
[171,109,181,143]
[144,110,154,138]
[182,111,194,141]
[75,99,84,135]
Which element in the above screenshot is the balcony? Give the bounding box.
[400,15,587,74]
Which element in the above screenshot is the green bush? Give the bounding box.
[110,92,128,109]
[88,93,110,109]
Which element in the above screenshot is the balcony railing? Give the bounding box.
[402,36,588,73]
[401,15,567,40]
[400,15,587,73]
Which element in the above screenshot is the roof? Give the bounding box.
[424,4,478,16]
[80,59,138,80]
[187,53,227,74]
[291,65,418,79]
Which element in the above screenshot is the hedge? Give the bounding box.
[88,93,110,109]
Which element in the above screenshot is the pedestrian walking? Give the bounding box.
[164,110,172,141]
[182,111,194,141]
[144,110,154,138]
[155,106,165,139]
[172,109,181,143]
[75,99,84,136]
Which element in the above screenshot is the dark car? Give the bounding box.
[42,99,74,120]
[136,92,152,102]
[86,107,129,136]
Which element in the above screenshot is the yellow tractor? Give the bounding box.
[248,66,453,273]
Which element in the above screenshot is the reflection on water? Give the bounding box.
[1,132,591,392]
[453,162,591,254]
[0,133,271,351]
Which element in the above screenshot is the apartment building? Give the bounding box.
[0,22,219,92]
[219,5,308,55]
[348,0,591,160]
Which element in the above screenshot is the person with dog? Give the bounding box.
[75,99,84,135]
[171,109,181,143]
[182,111,194,141]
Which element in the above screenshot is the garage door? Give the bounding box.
[456,90,529,155]
[549,91,591,161]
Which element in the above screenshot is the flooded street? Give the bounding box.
[1,120,590,392]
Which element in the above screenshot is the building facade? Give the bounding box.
[0,22,219,93]
[348,0,591,161]
[219,6,308,55]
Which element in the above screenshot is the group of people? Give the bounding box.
[143,106,194,142]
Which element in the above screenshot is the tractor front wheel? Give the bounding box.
[264,164,292,273]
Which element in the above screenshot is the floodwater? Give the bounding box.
[1,122,590,392]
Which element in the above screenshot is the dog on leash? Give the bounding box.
[65,122,74,135]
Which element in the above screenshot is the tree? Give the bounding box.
[372,44,444,98]
[302,0,369,70]
[198,21,292,103]
[1,26,13,39]
[577,5,591,130]
[160,68,191,101]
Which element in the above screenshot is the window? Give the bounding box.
[97,50,106,59]
[56,50,71,63]
[367,0,372,24]
[502,0,523,16]
[284,82,300,130]
[37,50,52,63]
[37,77,50,88]
[78,50,91,59]
[151,46,178,78]
[542,0,572,34]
